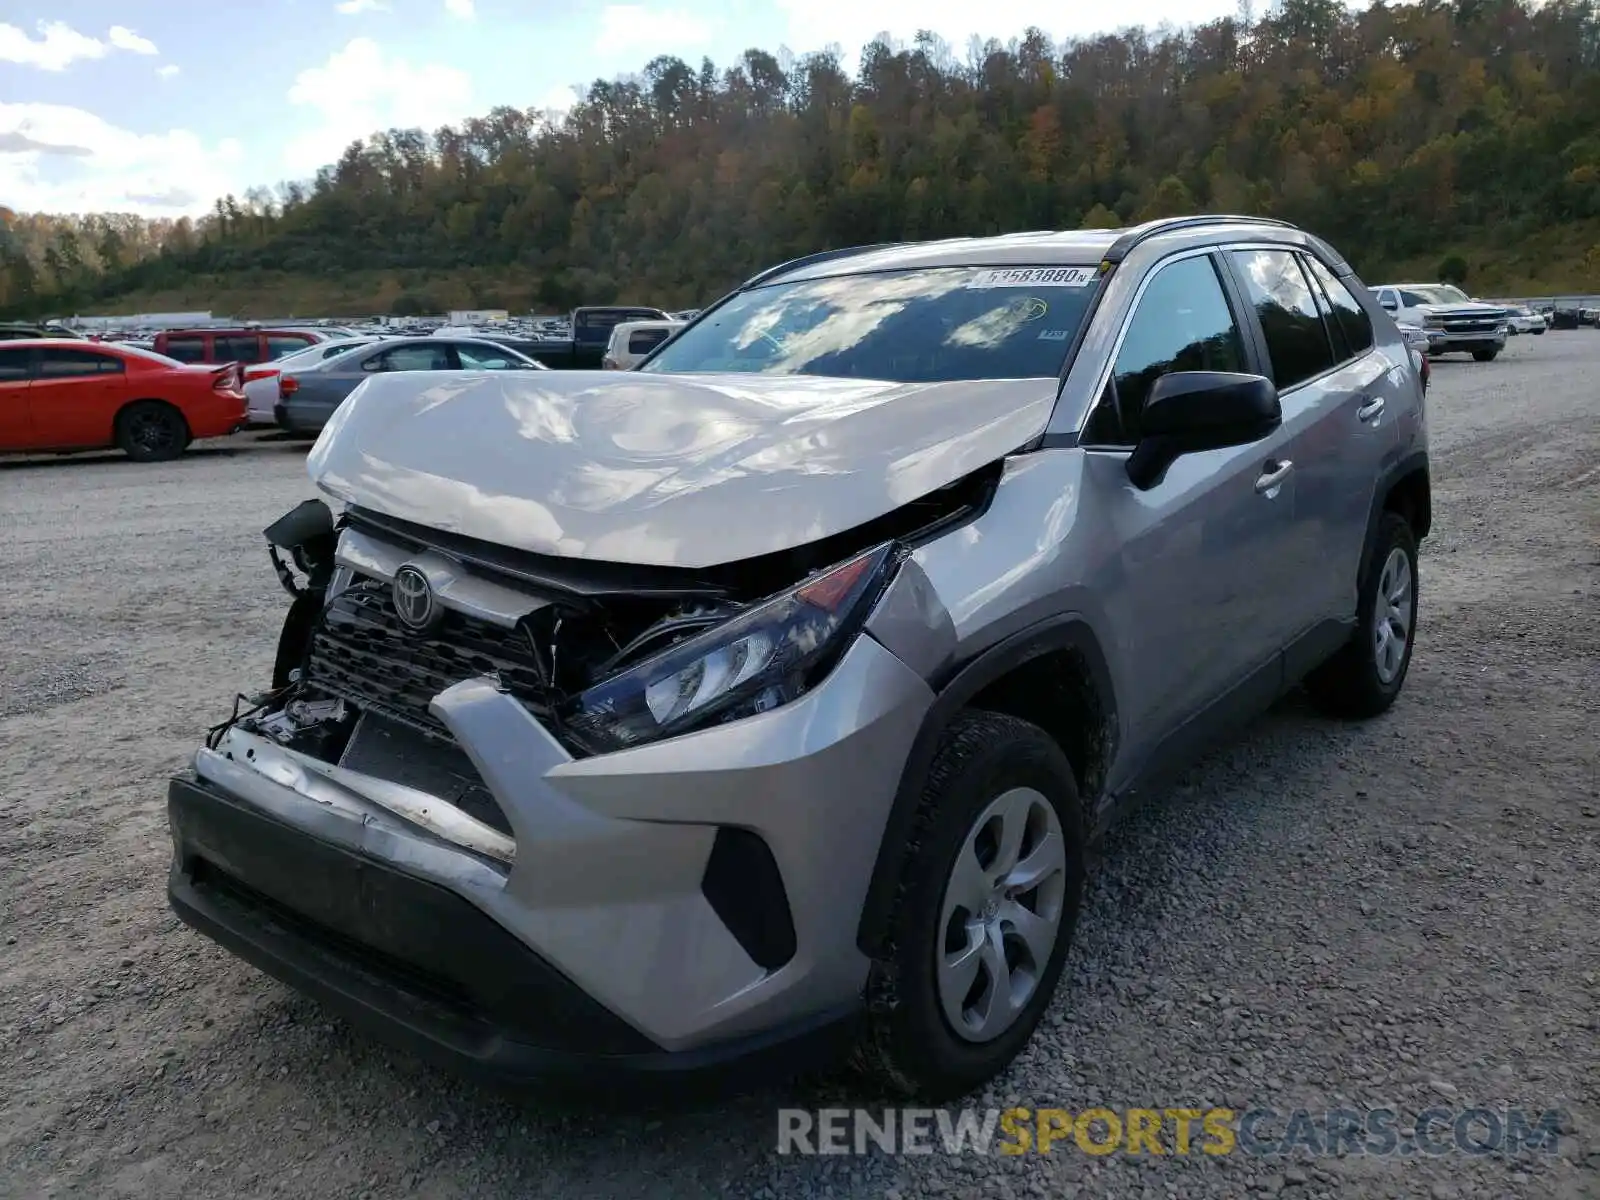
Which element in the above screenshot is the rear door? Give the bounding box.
[0,346,36,449]
[1222,247,1380,645]
[27,347,127,448]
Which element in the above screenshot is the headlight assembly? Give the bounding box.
[563,543,898,753]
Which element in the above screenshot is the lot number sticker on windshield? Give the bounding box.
[968,266,1098,289]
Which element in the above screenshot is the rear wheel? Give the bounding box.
[852,711,1086,1100]
[1305,512,1419,718]
[115,401,188,462]
[1472,347,1500,362]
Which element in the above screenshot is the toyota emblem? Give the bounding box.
[391,564,439,632]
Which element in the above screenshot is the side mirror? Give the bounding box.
[361,357,384,372]
[1126,371,1281,490]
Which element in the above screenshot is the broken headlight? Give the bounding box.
[563,543,897,752]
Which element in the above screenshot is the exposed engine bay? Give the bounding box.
[206,461,997,848]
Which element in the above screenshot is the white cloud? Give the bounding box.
[774,0,1243,64]
[156,64,180,79]
[336,0,388,12]
[0,20,161,71]
[0,20,109,70]
[445,0,476,17]
[535,84,581,115]
[0,102,245,216]
[107,26,158,55]
[596,5,713,54]
[284,38,472,175]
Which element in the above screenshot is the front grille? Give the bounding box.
[304,580,553,744]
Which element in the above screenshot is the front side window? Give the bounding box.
[1087,255,1247,444]
[453,342,523,370]
[643,266,1099,383]
[1302,256,1374,358]
[163,335,205,363]
[1230,249,1335,390]
[37,349,124,378]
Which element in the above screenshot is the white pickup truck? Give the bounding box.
[1369,283,1509,361]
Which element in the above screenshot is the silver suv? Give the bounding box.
[167,216,1429,1100]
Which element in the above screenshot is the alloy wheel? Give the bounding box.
[1372,546,1413,684]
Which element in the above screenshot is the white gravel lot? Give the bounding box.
[1,335,1596,1200]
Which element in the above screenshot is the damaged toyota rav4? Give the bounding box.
[167,216,1430,1100]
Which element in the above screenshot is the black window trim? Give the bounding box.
[1216,241,1373,397]
[1078,246,1263,452]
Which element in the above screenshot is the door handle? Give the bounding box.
[1254,459,1293,494]
[1356,396,1386,422]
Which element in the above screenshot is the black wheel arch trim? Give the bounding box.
[1359,449,1430,593]
[855,614,1117,958]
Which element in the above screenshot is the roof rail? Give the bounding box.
[741,242,900,289]
[1103,215,1297,264]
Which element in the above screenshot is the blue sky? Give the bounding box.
[2,0,1247,217]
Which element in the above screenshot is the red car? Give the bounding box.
[0,340,247,462]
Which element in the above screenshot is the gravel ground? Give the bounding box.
[1,336,1596,1200]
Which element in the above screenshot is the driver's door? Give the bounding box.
[1084,251,1299,792]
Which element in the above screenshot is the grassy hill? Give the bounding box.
[69,222,1600,321]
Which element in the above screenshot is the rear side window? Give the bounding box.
[1301,256,1374,358]
[37,349,124,377]
[628,329,670,354]
[163,335,206,363]
[1229,249,1336,389]
[0,348,31,380]
[267,335,313,359]
[214,334,263,363]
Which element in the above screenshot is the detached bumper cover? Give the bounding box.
[167,773,857,1085]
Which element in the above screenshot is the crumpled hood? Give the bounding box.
[306,370,1056,568]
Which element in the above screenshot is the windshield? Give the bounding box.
[641,266,1100,382]
[1410,285,1472,304]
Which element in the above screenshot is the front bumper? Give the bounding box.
[168,632,933,1077]
[1423,329,1506,352]
[168,774,858,1088]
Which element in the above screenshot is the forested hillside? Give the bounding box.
[5,0,1600,318]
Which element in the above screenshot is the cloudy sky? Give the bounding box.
[2,0,1245,218]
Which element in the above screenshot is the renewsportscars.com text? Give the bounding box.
[776,1106,1566,1158]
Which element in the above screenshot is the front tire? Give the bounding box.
[115,401,189,462]
[1305,512,1419,719]
[852,711,1086,1100]
[1472,347,1500,362]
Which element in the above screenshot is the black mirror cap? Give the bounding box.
[1126,372,1281,490]
[1142,371,1281,436]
